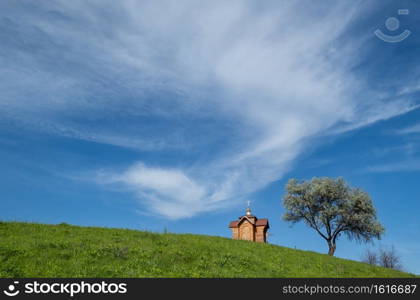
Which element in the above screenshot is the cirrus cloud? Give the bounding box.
[1,0,418,219]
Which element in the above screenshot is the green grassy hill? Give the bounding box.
[0,221,416,278]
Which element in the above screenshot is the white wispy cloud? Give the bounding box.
[331,101,420,134]
[392,123,420,135]
[110,163,209,219]
[363,160,420,173]
[397,82,420,96]
[1,0,418,219]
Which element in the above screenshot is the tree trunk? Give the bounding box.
[328,243,336,256]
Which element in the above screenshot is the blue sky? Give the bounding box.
[1,0,420,274]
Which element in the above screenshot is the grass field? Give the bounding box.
[0,221,416,278]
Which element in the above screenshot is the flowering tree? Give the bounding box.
[283,177,384,256]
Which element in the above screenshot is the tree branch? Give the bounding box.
[324,215,332,240]
[332,224,347,244]
[303,215,329,241]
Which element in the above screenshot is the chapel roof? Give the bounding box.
[228,217,269,228]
